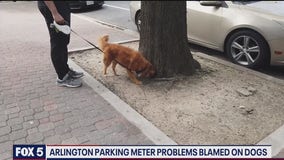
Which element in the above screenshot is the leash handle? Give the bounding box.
[49,21,71,35]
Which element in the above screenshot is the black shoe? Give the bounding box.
[69,68,84,79]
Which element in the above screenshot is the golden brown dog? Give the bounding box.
[98,35,156,85]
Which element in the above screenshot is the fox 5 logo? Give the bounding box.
[13,145,46,159]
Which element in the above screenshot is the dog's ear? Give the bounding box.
[104,35,109,41]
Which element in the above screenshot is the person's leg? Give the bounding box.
[38,4,82,87]
[50,32,70,79]
[57,4,71,78]
[52,4,84,79]
[38,6,69,79]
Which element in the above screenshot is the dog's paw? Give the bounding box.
[135,81,142,85]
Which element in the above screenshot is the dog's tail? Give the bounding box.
[98,35,109,52]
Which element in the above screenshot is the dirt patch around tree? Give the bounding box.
[69,42,284,145]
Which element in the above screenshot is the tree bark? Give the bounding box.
[139,1,200,78]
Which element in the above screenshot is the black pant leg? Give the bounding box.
[38,4,70,80]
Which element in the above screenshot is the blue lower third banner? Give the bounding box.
[13,144,46,160]
[13,145,271,159]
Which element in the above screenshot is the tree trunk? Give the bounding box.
[139,1,200,78]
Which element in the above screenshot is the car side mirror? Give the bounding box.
[200,1,223,7]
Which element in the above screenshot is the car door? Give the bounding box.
[187,1,225,50]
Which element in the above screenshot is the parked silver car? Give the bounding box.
[130,1,284,68]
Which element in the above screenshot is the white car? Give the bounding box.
[130,1,284,68]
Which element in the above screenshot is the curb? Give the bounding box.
[72,14,125,31]
[115,39,139,44]
[68,39,139,53]
[192,51,284,86]
[257,124,284,157]
[68,46,95,53]
[72,14,139,38]
[68,58,177,145]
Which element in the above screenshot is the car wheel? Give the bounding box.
[95,4,103,9]
[135,11,141,32]
[225,30,269,68]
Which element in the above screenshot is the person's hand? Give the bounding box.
[53,13,65,24]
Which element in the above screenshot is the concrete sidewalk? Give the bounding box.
[0,2,174,160]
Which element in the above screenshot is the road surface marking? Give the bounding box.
[72,14,125,30]
[104,4,130,11]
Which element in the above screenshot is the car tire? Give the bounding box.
[135,11,141,32]
[95,4,103,9]
[225,30,269,68]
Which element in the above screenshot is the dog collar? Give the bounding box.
[136,67,147,75]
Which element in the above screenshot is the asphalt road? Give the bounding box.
[72,1,137,32]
